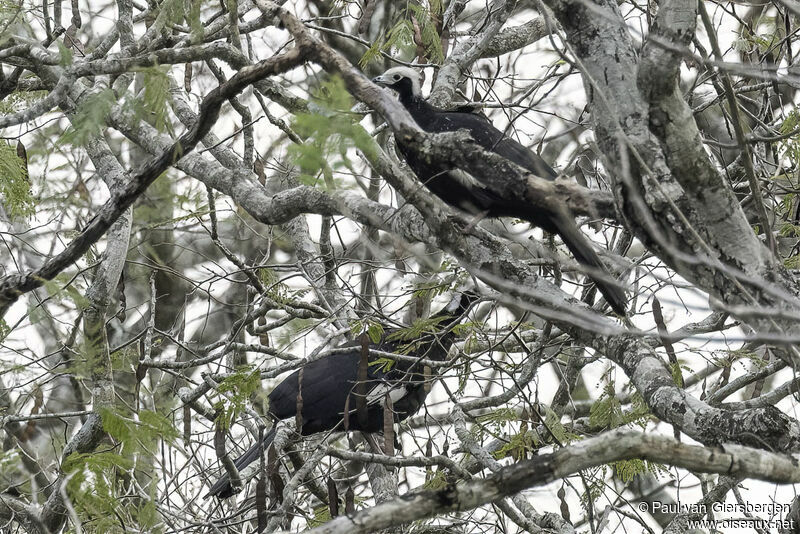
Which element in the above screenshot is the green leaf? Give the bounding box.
[308,504,333,527]
[41,275,89,310]
[384,19,414,52]
[779,222,800,238]
[368,357,395,373]
[385,315,452,355]
[780,108,800,135]
[213,365,261,429]
[137,499,160,530]
[0,319,9,342]
[187,0,203,42]
[494,430,533,460]
[359,32,385,69]
[56,40,73,66]
[139,410,180,443]
[100,407,178,452]
[0,0,23,46]
[408,3,444,63]
[0,141,32,217]
[125,67,173,134]
[785,255,800,269]
[366,322,384,344]
[542,405,569,444]
[61,89,117,146]
[386,315,450,343]
[100,407,132,442]
[611,458,669,483]
[611,458,646,482]
[423,469,448,490]
[475,407,517,427]
[61,451,134,532]
[141,67,172,133]
[588,382,623,430]
[288,76,378,189]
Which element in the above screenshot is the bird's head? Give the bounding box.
[372,67,422,100]
[436,288,482,323]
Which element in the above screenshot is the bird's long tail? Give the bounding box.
[206,427,277,499]
[550,213,628,315]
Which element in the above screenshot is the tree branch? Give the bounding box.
[300,429,800,534]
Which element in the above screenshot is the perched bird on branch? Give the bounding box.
[372,67,627,315]
[206,291,477,498]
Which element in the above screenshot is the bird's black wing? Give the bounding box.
[492,137,557,180]
[424,110,626,314]
[267,337,426,435]
[268,351,363,433]
[434,111,557,180]
[448,104,491,121]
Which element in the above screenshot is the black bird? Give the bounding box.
[372,67,627,315]
[206,292,477,498]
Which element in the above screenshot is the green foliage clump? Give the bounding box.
[0,141,32,217]
[42,275,89,310]
[62,451,135,533]
[785,255,800,269]
[0,89,49,115]
[494,429,534,460]
[779,107,800,166]
[611,458,669,483]
[308,504,333,528]
[588,382,623,430]
[0,318,9,342]
[138,67,173,134]
[667,361,690,388]
[307,495,365,527]
[781,108,800,135]
[350,318,385,344]
[411,282,451,302]
[100,407,179,453]
[59,408,176,532]
[537,405,573,445]
[455,351,471,395]
[360,1,444,67]
[385,314,451,354]
[258,267,308,307]
[61,89,117,146]
[360,20,413,68]
[56,40,73,66]
[474,407,517,438]
[160,0,203,42]
[589,383,651,431]
[386,315,449,343]
[408,2,445,63]
[274,316,316,349]
[423,468,449,490]
[368,357,395,373]
[212,366,261,429]
[779,221,800,238]
[0,0,23,46]
[289,76,376,187]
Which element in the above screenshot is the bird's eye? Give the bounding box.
[392,74,400,81]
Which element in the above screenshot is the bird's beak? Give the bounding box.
[372,75,389,86]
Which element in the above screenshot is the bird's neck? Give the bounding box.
[398,94,436,127]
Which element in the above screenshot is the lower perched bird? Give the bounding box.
[206,292,477,498]
[372,67,627,315]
